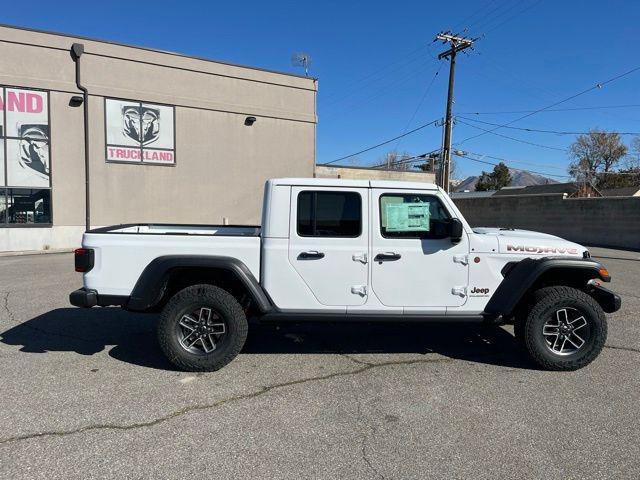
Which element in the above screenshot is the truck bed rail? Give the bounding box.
[87,223,261,237]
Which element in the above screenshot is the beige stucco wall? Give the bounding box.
[315,165,436,183]
[0,25,316,249]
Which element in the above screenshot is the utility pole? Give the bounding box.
[435,32,475,193]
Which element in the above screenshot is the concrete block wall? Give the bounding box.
[453,194,640,250]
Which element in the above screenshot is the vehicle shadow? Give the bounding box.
[0,308,536,370]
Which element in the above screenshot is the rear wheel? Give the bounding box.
[158,284,248,371]
[522,286,607,371]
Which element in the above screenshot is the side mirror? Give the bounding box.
[449,218,463,243]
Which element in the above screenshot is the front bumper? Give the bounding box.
[589,284,622,313]
[69,288,128,308]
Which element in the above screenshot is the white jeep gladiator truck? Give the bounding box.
[70,178,620,372]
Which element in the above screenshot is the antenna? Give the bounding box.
[291,52,312,76]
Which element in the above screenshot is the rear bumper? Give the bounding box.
[69,288,128,308]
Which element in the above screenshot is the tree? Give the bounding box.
[475,162,512,191]
[568,130,628,185]
[378,150,413,171]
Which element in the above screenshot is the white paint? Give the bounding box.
[80,178,590,316]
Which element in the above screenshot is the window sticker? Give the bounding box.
[384,202,430,232]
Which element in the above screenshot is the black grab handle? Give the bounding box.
[375,253,402,262]
[298,251,325,260]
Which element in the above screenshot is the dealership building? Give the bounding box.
[0,25,316,252]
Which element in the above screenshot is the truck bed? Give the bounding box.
[82,223,261,297]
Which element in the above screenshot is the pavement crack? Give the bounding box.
[605,344,640,354]
[2,291,16,324]
[0,356,453,446]
[354,388,385,479]
[0,292,100,345]
[340,353,375,367]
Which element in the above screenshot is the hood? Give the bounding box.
[472,227,586,256]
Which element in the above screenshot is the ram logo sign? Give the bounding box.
[507,244,579,255]
[105,98,175,165]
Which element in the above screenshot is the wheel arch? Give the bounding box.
[484,257,613,320]
[126,255,273,314]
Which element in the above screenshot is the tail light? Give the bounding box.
[74,248,94,273]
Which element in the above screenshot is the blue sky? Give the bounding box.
[4,0,639,180]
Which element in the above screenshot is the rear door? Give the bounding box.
[288,187,369,307]
[370,189,469,310]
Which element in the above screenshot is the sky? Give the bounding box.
[3,0,640,180]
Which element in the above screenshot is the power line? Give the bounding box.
[321,119,440,165]
[369,146,443,169]
[454,150,639,180]
[458,149,568,171]
[453,151,571,178]
[451,0,500,33]
[458,116,640,136]
[480,0,544,36]
[321,44,430,103]
[394,64,443,151]
[458,104,640,115]
[464,1,516,32]
[456,118,568,151]
[321,58,435,120]
[455,64,640,146]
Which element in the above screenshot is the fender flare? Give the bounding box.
[126,255,273,313]
[483,257,610,318]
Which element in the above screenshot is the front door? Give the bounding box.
[370,189,469,310]
[288,187,369,307]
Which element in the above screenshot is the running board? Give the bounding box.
[258,312,486,323]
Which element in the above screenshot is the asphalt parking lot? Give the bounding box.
[0,247,639,479]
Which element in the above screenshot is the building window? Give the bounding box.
[297,191,362,237]
[0,86,52,227]
[105,98,176,165]
[379,193,451,239]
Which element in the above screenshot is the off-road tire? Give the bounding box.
[158,284,248,371]
[523,286,607,371]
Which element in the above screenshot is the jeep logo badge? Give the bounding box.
[470,287,490,296]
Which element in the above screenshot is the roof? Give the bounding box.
[601,186,640,197]
[0,23,315,82]
[270,178,439,190]
[450,190,497,199]
[492,182,580,196]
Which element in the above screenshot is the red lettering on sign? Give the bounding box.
[2,91,44,113]
[26,93,43,113]
[143,150,173,163]
[7,91,25,112]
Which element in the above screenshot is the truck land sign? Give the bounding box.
[105,99,175,165]
[0,88,50,188]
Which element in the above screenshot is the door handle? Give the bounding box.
[298,250,325,260]
[374,252,402,262]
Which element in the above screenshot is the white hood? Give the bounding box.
[472,227,586,256]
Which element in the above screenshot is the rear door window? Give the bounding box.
[297,191,361,237]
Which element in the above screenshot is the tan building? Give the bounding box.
[315,165,436,183]
[0,25,316,252]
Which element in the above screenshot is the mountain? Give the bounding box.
[453,169,559,192]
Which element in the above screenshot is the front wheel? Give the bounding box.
[522,286,607,371]
[158,284,248,372]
